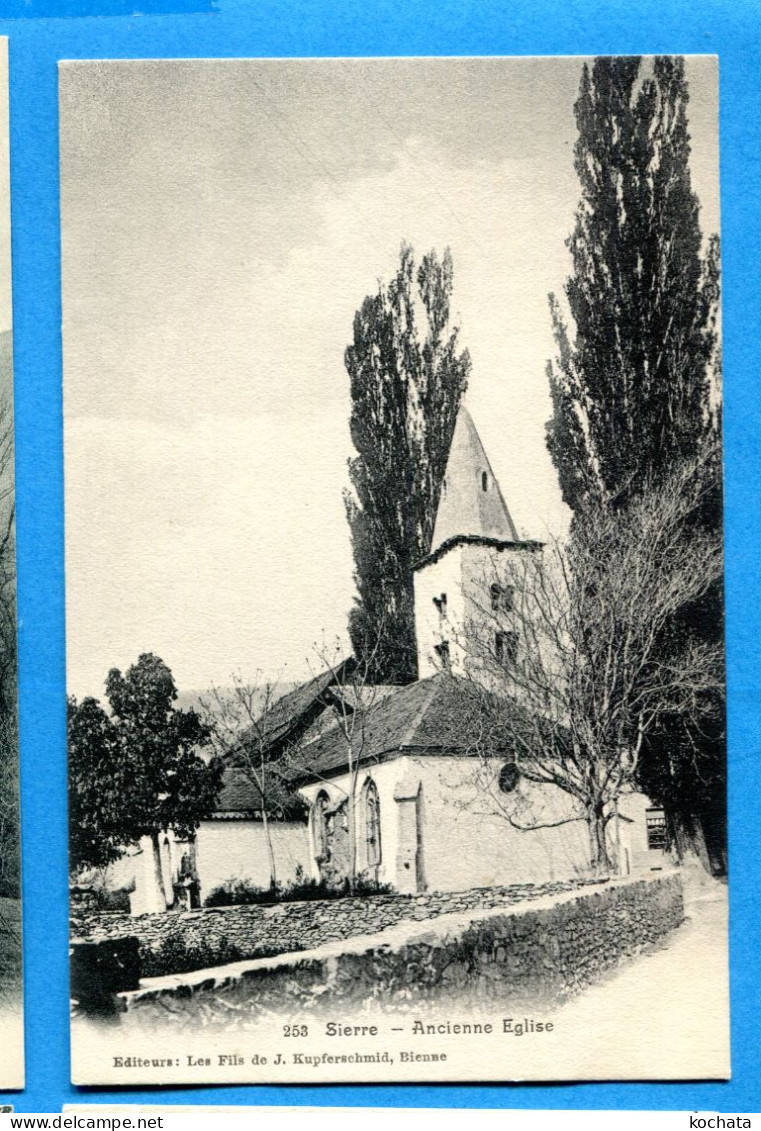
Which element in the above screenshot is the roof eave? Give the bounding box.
[414,534,544,571]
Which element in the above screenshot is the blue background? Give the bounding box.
[0,0,759,1113]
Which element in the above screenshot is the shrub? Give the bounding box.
[70,883,132,914]
[141,929,248,978]
[204,874,394,908]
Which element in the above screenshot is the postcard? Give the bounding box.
[61,55,728,1085]
[0,36,23,1095]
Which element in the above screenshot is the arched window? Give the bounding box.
[481,470,488,491]
[364,779,382,868]
[313,791,330,861]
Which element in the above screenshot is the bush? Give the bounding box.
[141,929,251,978]
[203,878,276,908]
[70,884,132,914]
[204,874,394,908]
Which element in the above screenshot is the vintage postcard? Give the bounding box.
[61,56,727,1085]
[0,37,23,1094]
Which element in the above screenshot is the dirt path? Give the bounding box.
[549,881,730,1079]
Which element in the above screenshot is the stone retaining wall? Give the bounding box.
[116,873,684,1027]
[72,880,594,978]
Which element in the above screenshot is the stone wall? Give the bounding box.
[72,879,593,978]
[115,873,683,1027]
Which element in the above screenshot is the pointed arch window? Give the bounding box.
[364,779,382,868]
[313,790,330,861]
[481,471,489,491]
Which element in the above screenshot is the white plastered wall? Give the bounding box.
[414,541,539,683]
[414,543,466,677]
[194,819,311,897]
[300,756,661,893]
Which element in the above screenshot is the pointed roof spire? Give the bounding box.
[431,403,519,552]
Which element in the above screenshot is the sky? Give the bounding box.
[59,56,720,701]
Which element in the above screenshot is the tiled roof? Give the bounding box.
[291,673,517,782]
[239,658,356,754]
[213,661,357,818]
[214,766,263,813]
[211,765,306,820]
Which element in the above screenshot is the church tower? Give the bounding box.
[414,403,541,679]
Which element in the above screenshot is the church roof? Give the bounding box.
[210,765,306,821]
[289,673,517,783]
[237,658,356,755]
[429,404,519,554]
[211,660,356,819]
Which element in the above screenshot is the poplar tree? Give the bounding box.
[546,56,724,868]
[345,244,470,683]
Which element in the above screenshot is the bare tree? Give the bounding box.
[286,636,387,891]
[447,450,723,875]
[0,392,17,906]
[202,674,300,893]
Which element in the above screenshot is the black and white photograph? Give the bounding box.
[61,55,727,1084]
[0,36,23,1094]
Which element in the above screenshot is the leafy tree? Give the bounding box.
[68,653,223,901]
[546,56,720,510]
[546,56,724,868]
[345,244,470,683]
[68,695,123,873]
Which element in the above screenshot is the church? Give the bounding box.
[127,404,666,914]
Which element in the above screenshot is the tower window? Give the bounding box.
[495,630,518,666]
[433,593,447,614]
[481,471,488,491]
[434,641,451,670]
[490,583,514,613]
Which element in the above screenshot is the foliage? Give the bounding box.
[70,883,132,914]
[546,56,724,866]
[344,244,470,683]
[546,56,720,512]
[204,873,394,908]
[68,653,223,874]
[141,928,253,979]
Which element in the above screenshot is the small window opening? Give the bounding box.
[433,593,447,614]
[434,640,451,670]
[495,630,518,666]
[490,583,514,613]
[481,470,488,491]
